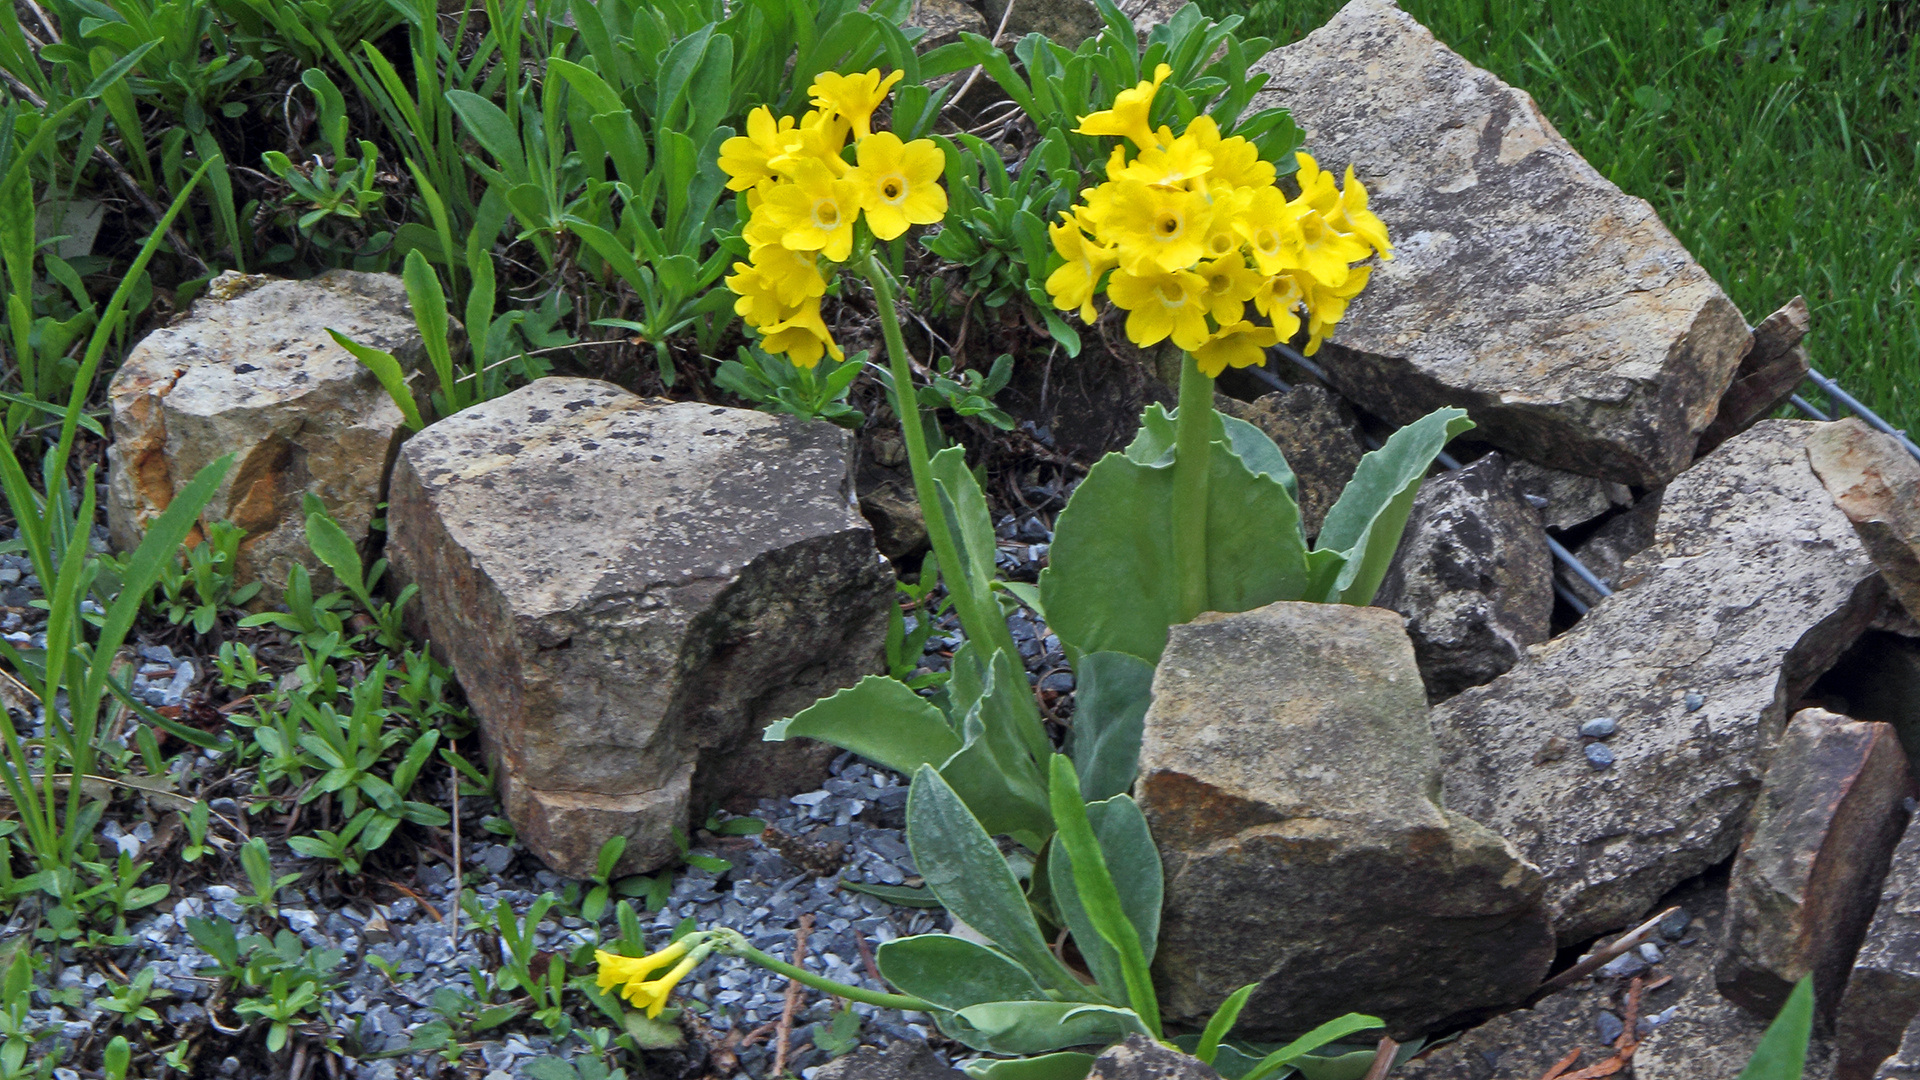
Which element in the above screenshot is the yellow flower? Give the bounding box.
[1290,202,1372,288]
[846,132,947,241]
[596,939,691,999]
[1102,179,1213,275]
[1192,320,1281,378]
[761,297,845,368]
[1292,152,1341,213]
[1298,265,1372,356]
[756,159,862,262]
[1113,131,1213,190]
[1107,266,1210,351]
[1235,186,1305,277]
[769,110,853,180]
[718,107,802,192]
[1329,165,1392,261]
[623,947,707,1019]
[1185,116,1275,191]
[726,246,827,328]
[809,68,905,140]
[1075,63,1171,152]
[1254,272,1305,342]
[1046,211,1118,323]
[1200,187,1250,261]
[1195,254,1264,325]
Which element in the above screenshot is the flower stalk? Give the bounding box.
[713,929,934,1012]
[1171,354,1214,623]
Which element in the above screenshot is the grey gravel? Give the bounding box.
[1596,951,1648,979]
[1595,1010,1624,1044]
[1585,743,1615,769]
[1579,716,1618,739]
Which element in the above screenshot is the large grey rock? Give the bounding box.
[386,378,892,879]
[1376,453,1553,701]
[1138,602,1554,1042]
[1434,420,1894,945]
[1249,0,1749,488]
[1696,297,1813,457]
[907,0,987,51]
[1716,708,1913,1023]
[1394,977,1612,1080]
[1565,488,1663,608]
[1809,417,1920,623]
[1505,459,1635,533]
[1088,1035,1222,1080]
[979,0,1102,46]
[106,270,428,590]
[1216,385,1365,540]
[1838,823,1920,1080]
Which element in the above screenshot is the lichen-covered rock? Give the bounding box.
[105,270,428,590]
[1716,708,1913,1023]
[1215,385,1365,540]
[1808,417,1920,623]
[1248,0,1749,487]
[1839,823,1920,1080]
[1376,453,1552,701]
[1434,421,1894,945]
[813,1039,964,1080]
[385,378,891,879]
[1138,601,1553,1041]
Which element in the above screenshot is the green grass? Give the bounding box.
[1207,0,1920,437]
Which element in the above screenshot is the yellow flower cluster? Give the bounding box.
[720,70,949,368]
[1047,65,1392,376]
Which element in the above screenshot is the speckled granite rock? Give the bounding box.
[1505,459,1635,533]
[907,0,986,51]
[1139,602,1553,1042]
[1696,296,1812,457]
[1215,385,1366,540]
[386,378,891,879]
[1809,417,1920,623]
[1434,421,1893,945]
[1839,823,1920,1080]
[1248,0,1750,488]
[105,269,430,590]
[1376,453,1552,701]
[1088,1034,1222,1079]
[1717,708,1913,1024]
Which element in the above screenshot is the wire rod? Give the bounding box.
[1800,367,1920,464]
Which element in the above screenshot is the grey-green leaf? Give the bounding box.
[304,508,366,598]
[1065,651,1154,802]
[1046,792,1162,1004]
[874,934,1048,1011]
[959,1053,1099,1080]
[761,675,961,775]
[1311,407,1473,605]
[905,766,1087,997]
[944,1002,1150,1056]
[1737,977,1813,1080]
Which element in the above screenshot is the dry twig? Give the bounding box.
[772,913,815,1077]
[1530,906,1679,1002]
[1360,1037,1400,1080]
[945,0,1018,112]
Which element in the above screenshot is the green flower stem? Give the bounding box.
[715,931,935,1013]
[859,254,1024,671]
[1171,353,1215,623]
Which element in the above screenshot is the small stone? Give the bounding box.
[1597,952,1649,979]
[1639,942,1664,964]
[1686,692,1706,712]
[1581,717,1619,739]
[1659,909,1692,939]
[1585,744,1615,770]
[1595,1010,1625,1045]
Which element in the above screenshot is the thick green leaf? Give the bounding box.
[1046,784,1162,1014]
[1737,977,1813,1080]
[938,650,1053,848]
[304,507,366,599]
[960,1053,1098,1080]
[1240,1014,1387,1080]
[447,90,529,184]
[1310,408,1473,605]
[328,330,423,430]
[1064,651,1153,802]
[1127,405,1294,497]
[838,880,943,908]
[930,445,1004,631]
[874,934,1048,1010]
[1041,432,1309,664]
[946,1001,1149,1056]
[761,675,960,775]
[906,766,1088,998]
[1196,985,1258,1065]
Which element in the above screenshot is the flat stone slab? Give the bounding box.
[1809,417,1920,624]
[1435,420,1893,944]
[1717,708,1913,1022]
[386,378,891,878]
[1249,0,1749,488]
[106,270,425,589]
[1139,602,1553,1041]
